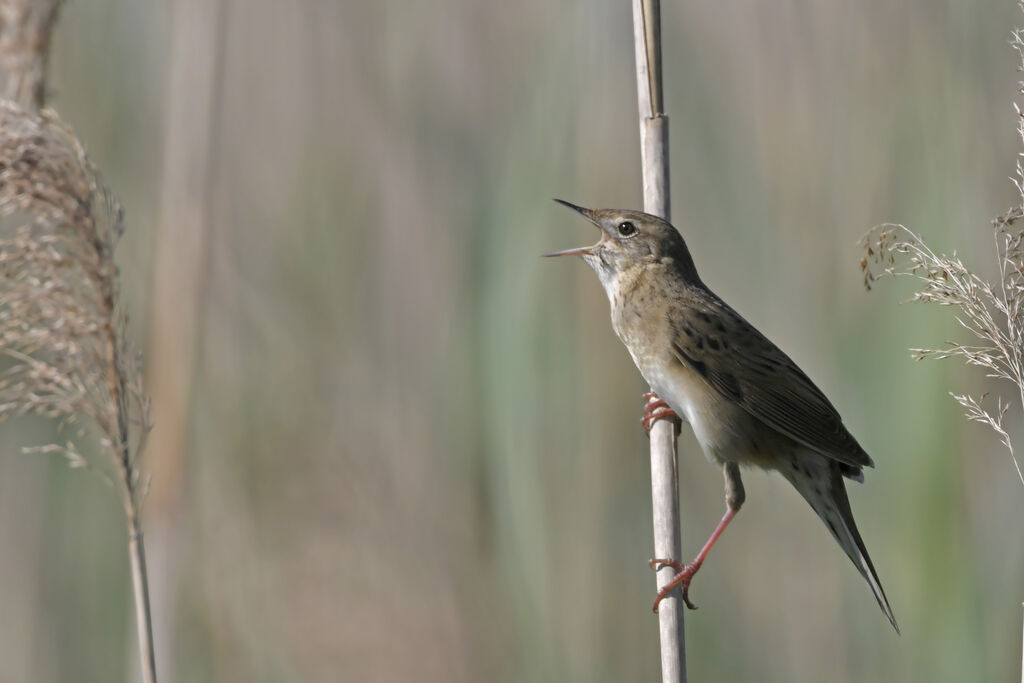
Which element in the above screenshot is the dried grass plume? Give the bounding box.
[0,100,150,501]
[0,99,156,681]
[860,10,1024,488]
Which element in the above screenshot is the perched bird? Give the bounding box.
[546,200,898,632]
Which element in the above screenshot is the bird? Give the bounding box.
[545,199,898,632]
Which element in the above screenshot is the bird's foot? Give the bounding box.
[641,392,681,435]
[648,557,702,612]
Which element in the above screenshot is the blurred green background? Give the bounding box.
[0,0,1021,681]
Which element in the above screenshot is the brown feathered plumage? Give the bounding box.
[548,200,897,632]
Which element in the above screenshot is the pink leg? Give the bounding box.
[649,507,738,612]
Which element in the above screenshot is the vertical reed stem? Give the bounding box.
[631,2,685,681]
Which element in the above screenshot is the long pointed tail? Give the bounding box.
[780,453,899,633]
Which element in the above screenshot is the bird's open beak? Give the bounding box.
[544,199,601,257]
[553,198,600,224]
[543,245,593,257]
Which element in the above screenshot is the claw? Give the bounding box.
[648,557,684,572]
[646,508,738,614]
[642,407,679,432]
[641,393,681,434]
[650,558,702,612]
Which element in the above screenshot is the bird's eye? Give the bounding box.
[617,221,637,237]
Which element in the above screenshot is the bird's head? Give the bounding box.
[545,199,701,291]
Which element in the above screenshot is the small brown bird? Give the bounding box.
[546,200,898,632]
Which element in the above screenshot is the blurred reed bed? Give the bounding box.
[0,1,1015,682]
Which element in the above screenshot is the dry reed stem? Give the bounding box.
[0,100,156,682]
[632,1,685,681]
[0,0,64,111]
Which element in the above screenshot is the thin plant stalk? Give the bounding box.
[129,526,156,683]
[116,369,157,683]
[631,1,685,680]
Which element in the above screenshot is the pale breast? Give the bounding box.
[605,265,782,467]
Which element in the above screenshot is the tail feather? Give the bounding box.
[831,496,899,633]
[780,452,899,633]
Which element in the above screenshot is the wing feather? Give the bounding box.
[669,295,873,469]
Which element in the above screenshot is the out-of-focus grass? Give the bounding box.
[0,0,1017,681]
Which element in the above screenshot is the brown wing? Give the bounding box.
[669,294,874,470]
